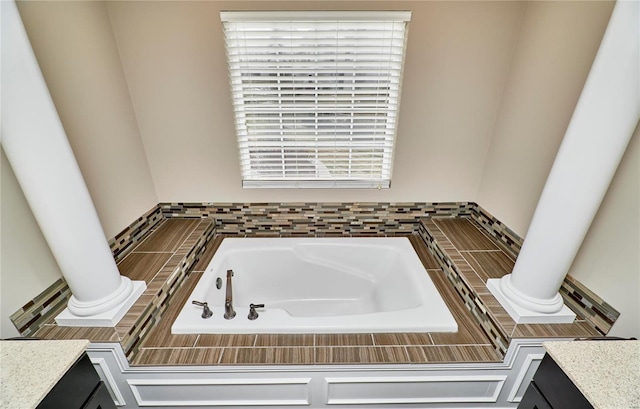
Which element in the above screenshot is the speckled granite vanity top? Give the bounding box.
[543,340,640,409]
[0,339,90,408]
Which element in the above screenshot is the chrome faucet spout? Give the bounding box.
[224,269,236,319]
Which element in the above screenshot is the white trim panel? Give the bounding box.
[324,375,507,405]
[127,378,312,407]
[507,353,545,403]
[90,357,127,407]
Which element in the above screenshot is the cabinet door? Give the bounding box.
[82,382,116,409]
[518,383,552,409]
[534,355,593,409]
[38,354,100,409]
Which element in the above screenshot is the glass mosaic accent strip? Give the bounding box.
[160,202,475,236]
[560,275,619,334]
[9,278,71,337]
[11,201,618,353]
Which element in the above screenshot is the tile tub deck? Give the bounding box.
[30,217,600,366]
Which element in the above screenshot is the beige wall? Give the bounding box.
[17,1,158,238]
[476,1,614,236]
[17,0,613,226]
[106,1,523,202]
[568,123,640,338]
[1,149,64,338]
[8,1,634,337]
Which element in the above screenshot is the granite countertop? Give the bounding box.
[543,340,640,409]
[0,339,90,409]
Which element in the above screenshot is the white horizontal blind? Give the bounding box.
[221,11,411,188]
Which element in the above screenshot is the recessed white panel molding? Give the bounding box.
[86,340,548,408]
[507,353,545,403]
[127,378,311,407]
[90,357,127,407]
[325,375,507,405]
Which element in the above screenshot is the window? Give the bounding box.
[221,11,411,188]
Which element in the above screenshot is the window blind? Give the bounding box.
[221,11,411,188]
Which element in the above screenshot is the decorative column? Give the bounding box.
[488,0,640,323]
[1,0,145,326]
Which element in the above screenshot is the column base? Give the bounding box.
[55,280,146,327]
[487,279,576,324]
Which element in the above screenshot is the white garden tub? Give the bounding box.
[171,237,457,334]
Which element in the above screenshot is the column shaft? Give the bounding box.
[1,0,134,317]
[500,0,640,314]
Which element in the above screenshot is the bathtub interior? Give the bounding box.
[208,242,423,317]
[172,237,459,334]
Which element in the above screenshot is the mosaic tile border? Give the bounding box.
[108,204,164,263]
[9,278,71,337]
[11,201,618,350]
[160,202,475,236]
[560,275,619,334]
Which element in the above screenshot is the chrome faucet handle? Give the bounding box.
[192,300,213,319]
[248,303,265,320]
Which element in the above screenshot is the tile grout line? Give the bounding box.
[458,251,487,285]
[167,219,203,255]
[428,219,514,352]
[459,249,504,253]
[141,250,178,293]
[117,222,212,352]
[461,218,500,251]
[147,220,208,286]
[117,218,168,266]
[130,251,176,254]
[432,220,489,295]
[468,217,517,263]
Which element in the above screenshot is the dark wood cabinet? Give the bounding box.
[519,354,593,409]
[37,353,116,409]
[519,382,553,409]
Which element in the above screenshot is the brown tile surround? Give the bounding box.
[32,218,215,359]
[130,234,501,366]
[425,218,600,349]
[20,202,618,368]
